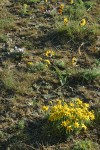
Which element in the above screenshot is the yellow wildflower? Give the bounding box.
[42,106,49,111]
[61,121,67,127]
[49,113,54,121]
[76,111,82,118]
[71,115,76,120]
[80,18,86,27]
[69,102,74,107]
[72,57,77,66]
[44,59,51,65]
[76,98,83,105]
[27,61,33,66]
[64,18,68,25]
[45,50,54,57]
[51,105,58,112]
[89,112,95,120]
[84,103,89,108]
[57,99,62,105]
[81,124,87,130]
[85,115,90,121]
[60,4,64,9]
[74,122,79,128]
[67,125,72,133]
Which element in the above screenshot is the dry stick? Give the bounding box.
[78,42,84,56]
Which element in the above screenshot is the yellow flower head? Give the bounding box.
[84,103,89,108]
[60,4,64,9]
[67,125,72,133]
[42,106,49,111]
[80,18,86,26]
[64,18,68,25]
[27,61,33,66]
[56,99,62,104]
[89,111,95,120]
[69,102,74,107]
[44,59,51,65]
[45,50,54,57]
[51,105,58,112]
[76,98,82,104]
[72,57,77,66]
[74,122,79,128]
[81,124,87,130]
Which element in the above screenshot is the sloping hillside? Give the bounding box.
[0,0,100,149]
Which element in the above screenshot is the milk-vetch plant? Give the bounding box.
[42,98,95,137]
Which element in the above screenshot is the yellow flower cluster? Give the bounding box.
[43,98,95,134]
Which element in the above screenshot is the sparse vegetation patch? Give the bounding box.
[0,0,100,149]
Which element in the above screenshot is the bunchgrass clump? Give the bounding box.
[0,18,14,30]
[55,0,99,43]
[42,98,95,137]
[72,139,100,150]
[56,20,99,43]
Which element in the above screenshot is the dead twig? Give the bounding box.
[78,42,84,56]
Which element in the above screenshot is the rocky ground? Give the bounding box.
[0,0,100,149]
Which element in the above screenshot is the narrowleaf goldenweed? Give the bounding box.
[42,98,95,137]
